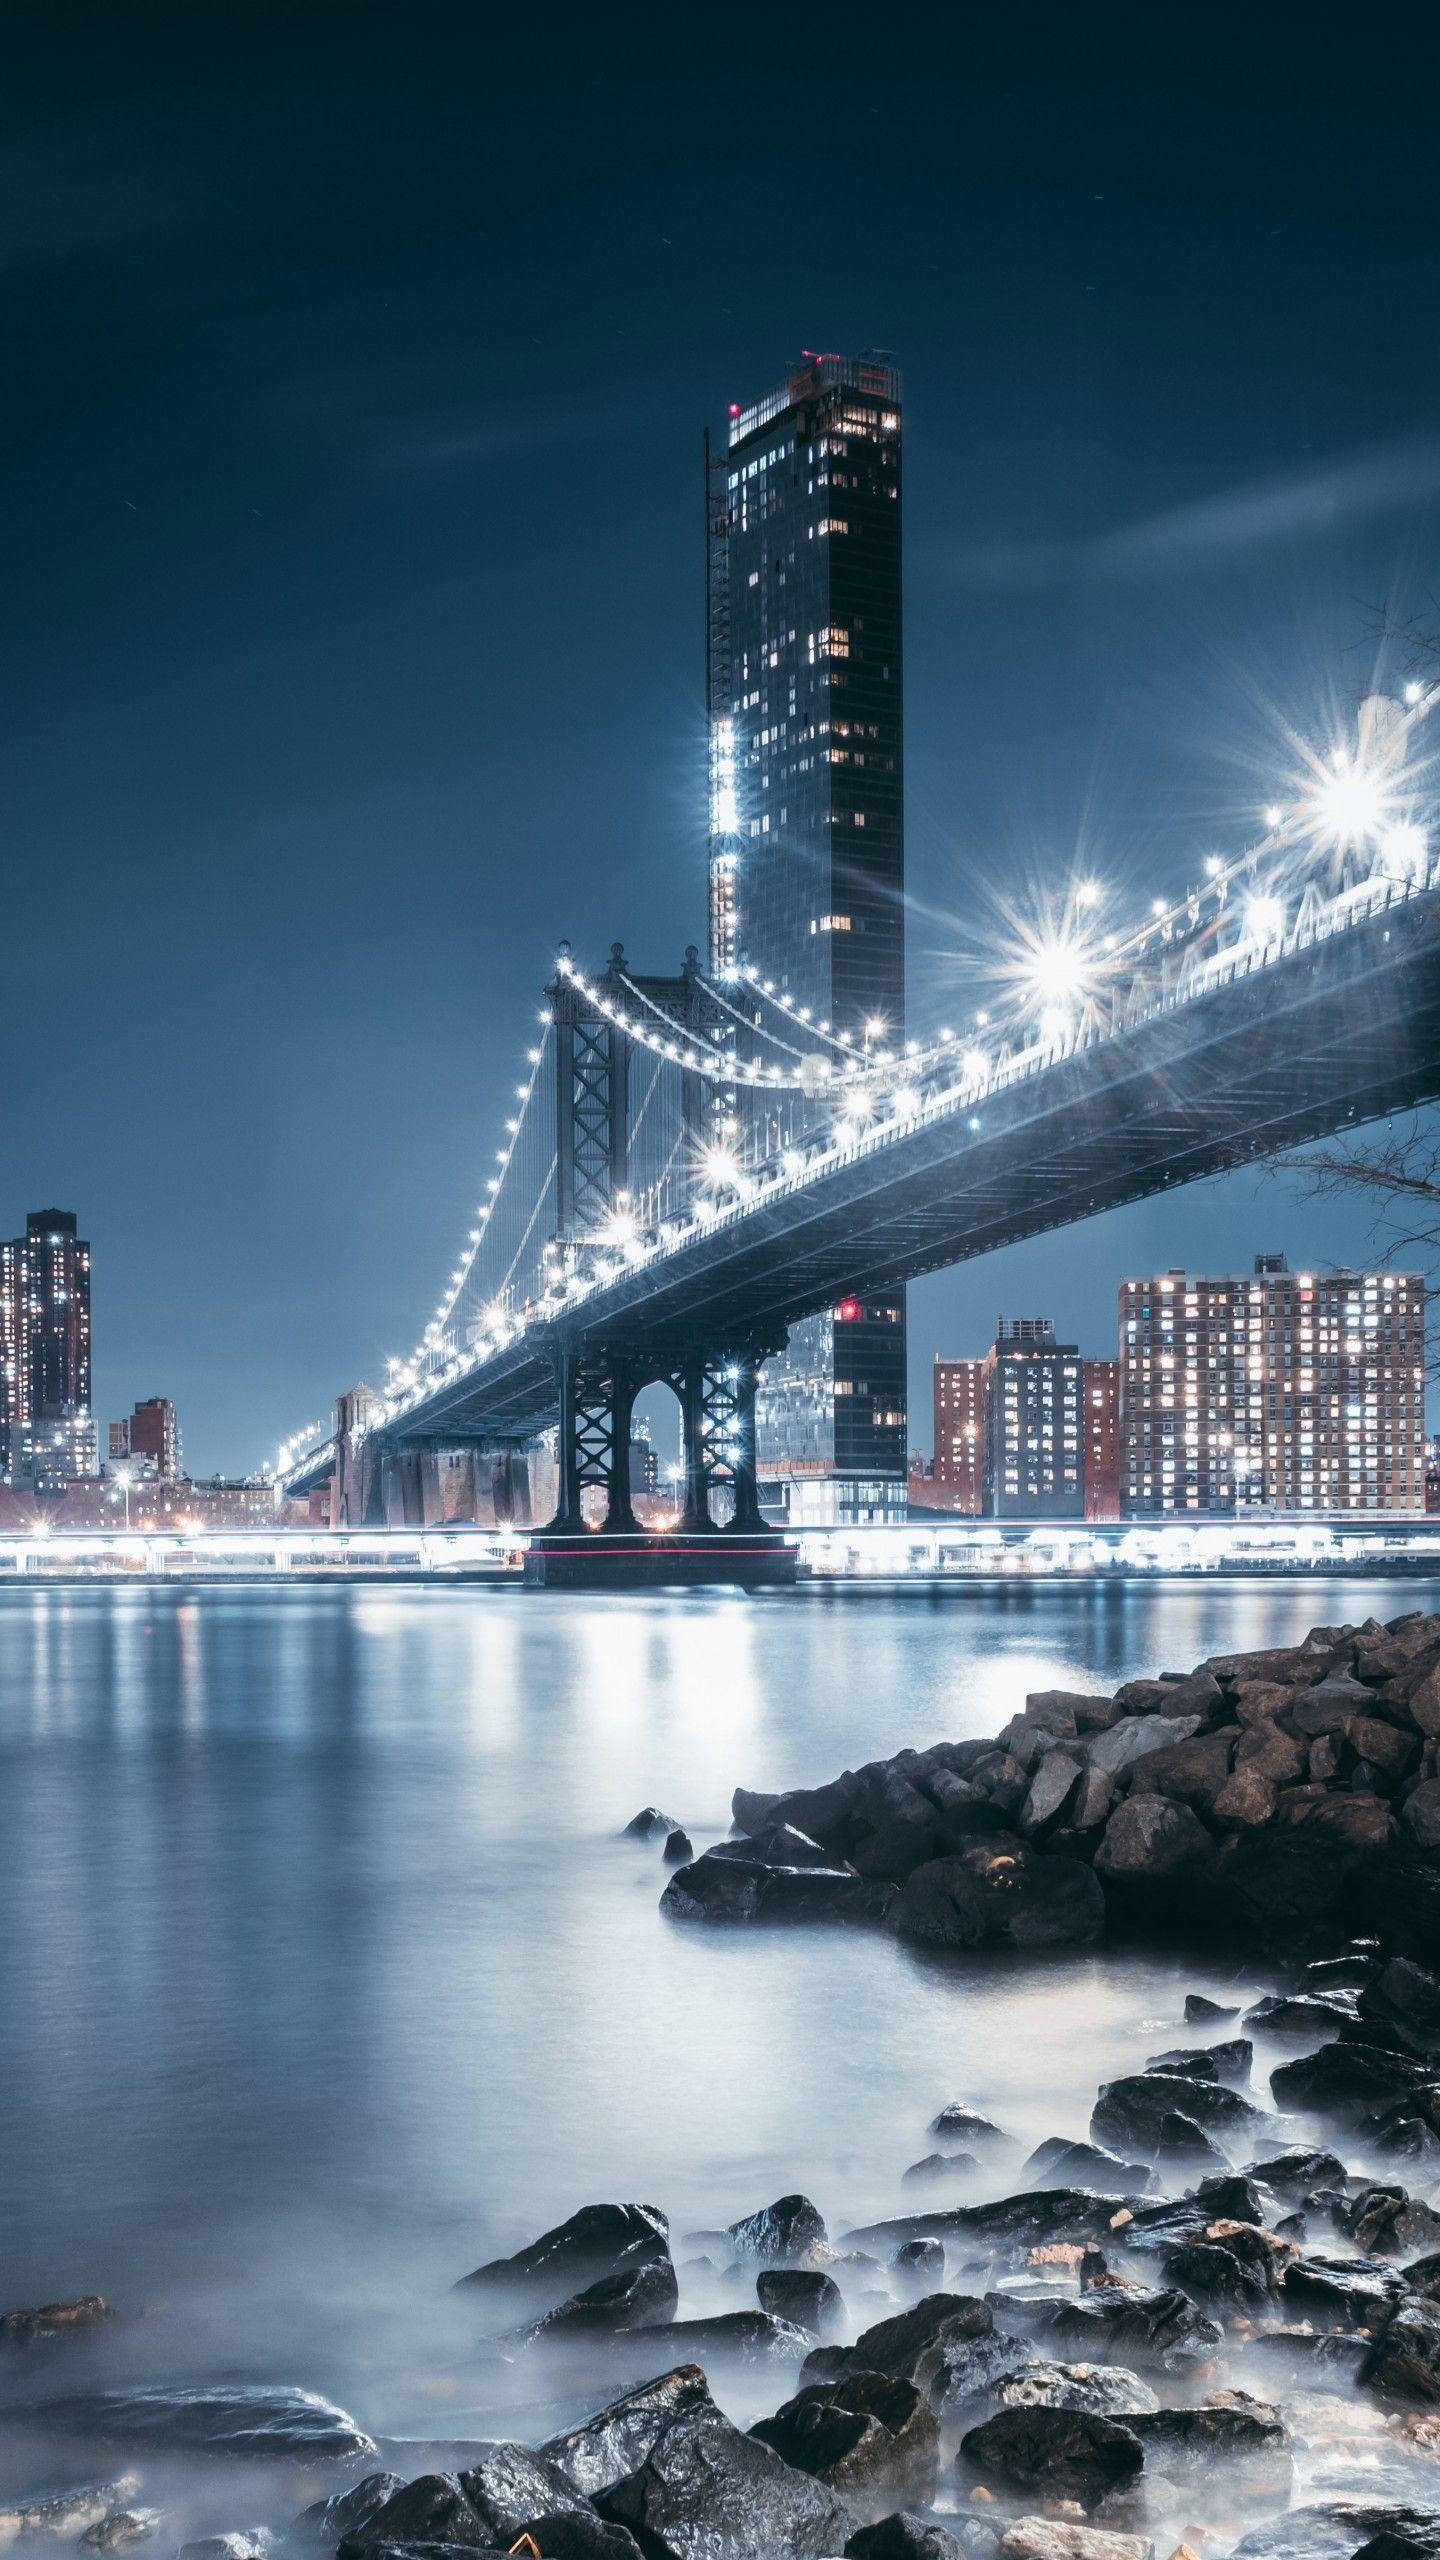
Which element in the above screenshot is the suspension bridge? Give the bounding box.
[277,691,1440,1583]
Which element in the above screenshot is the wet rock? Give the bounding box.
[459,2203,668,2304]
[1088,1715,1202,1777]
[756,2268,845,2336]
[293,2474,404,2545]
[30,2386,376,2460]
[1270,2040,1434,2115]
[1162,2236,1271,2309]
[342,2476,496,2555]
[846,2189,1125,2263]
[844,2519,977,2560]
[931,2104,1004,2146]
[894,1843,1104,1952]
[539,2366,714,2498]
[1244,1991,1355,2036]
[1184,1994,1238,2022]
[662,1850,897,1926]
[928,2324,1039,2414]
[995,2527,1154,2560]
[1145,2037,1252,2084]
[1361,1959,1440,2056]
[1127,2393,1289,2471]
[522,2249,678,2339]
[0,2296,113,2344]
[1365,2298,1440,2402]
[731,1785,780,1830]
[751,2370,940,2503]
[623,1807,681,1839]
[596,2397,854,2557]
[1094,1797,1217,1883]
[1249,2144,1347,2199]
[959,2405,1143,2508]
[726,2191,827,2263]
[905,2152,981,2186]
[892,2240,946,2289]
[1342,2185,1440,2257]
[456,2448,591,2543]
[638,2310,812,2366]
[1403,1783,1440,1849]
[991,2359,1158,2420]
[1281,2253,1406,2326]
[807,2292,995,2393]
[0,2482,143,2543]
[662,1830,693,1865]
[1021,2140,1151,2198]
[1154,2111,1227,2170]
[1090,2070,1260,2157]
[1019,2284,1223,2371]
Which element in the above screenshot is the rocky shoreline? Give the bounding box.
[10,1612,1440,2559]
[661,1608,1440,1955]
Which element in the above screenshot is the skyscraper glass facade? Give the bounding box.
[707,352,906,1522]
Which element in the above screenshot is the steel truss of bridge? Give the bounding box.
[286,866,1440,1544]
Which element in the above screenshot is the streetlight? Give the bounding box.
[114,1464,134,1529]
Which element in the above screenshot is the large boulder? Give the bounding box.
[459,2203,668,2304]
[522,2250,677,2340]
[340,2474,499,2555]
[1016,2283,1222,2371]
[596,2399,853,2557]
[750,2371,939,2503]
[1364,2297,1440,2403]
[540,2367,714,2498]
[1090,2069,1260,2157]
[958,2405,1143,2507]
[894,1842,1103,1952]
[726,2193,827,2264]
[844,2520,973,2560]
[756,2269,845,2336]
[662,1851,896,1926]
[1020,2139,1151,2197]
[1270,2039,1434,2116]
[995,2527,1155,2560]
[803,2293,994,2395]
[990,2360,1157,2420]
[1093,1797,1217,1883]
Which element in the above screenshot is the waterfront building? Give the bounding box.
[1119,1255,1426,1515]
[708,351,906,1526]
[109,1396,182,1481]
[0,1209,94,1488]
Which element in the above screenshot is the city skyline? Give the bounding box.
[5,13,1440,1471]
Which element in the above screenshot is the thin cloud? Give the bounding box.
[962,436,1440,586]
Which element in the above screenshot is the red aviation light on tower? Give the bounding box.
[836,1299,862,1322]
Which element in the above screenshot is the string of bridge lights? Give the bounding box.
[273,686,1438,1477]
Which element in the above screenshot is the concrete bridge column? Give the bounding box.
[382,1448,425,1527]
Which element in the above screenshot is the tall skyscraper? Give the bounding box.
[0,1210,95,1489]
[707,351,906,1524]
[1119,1255,1426,1514]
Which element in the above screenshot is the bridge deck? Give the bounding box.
[350,882,1440,1450]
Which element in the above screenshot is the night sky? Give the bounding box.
[5,4,1440,1473]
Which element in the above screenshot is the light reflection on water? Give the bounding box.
[0,1575,1434,2450]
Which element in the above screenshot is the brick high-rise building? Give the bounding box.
[0,1209,95,1489]
[932,1357,985,1513]
[1119,1256,1426,1515]
[708,352,906,1526]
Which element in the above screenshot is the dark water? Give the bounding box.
[0,1575,1434,2513]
